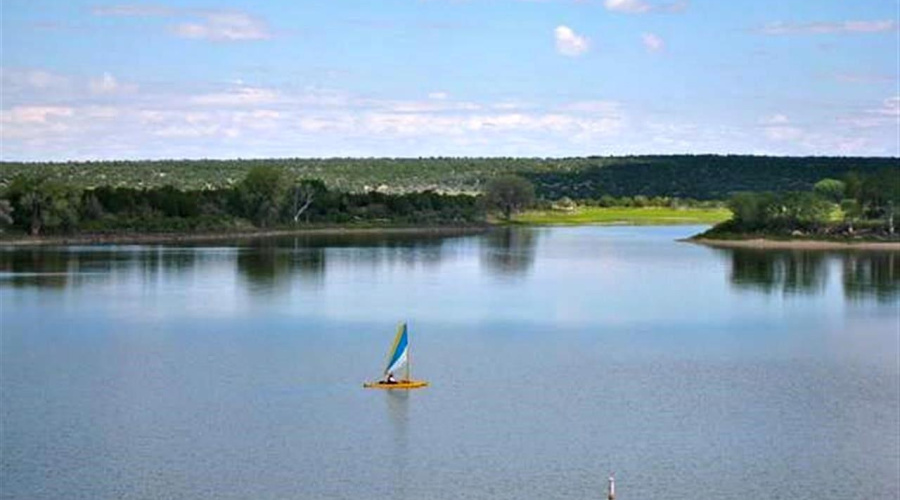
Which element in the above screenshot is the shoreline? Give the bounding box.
[688,237,900,251]
[5,224,899,250]
[0,225,491,247]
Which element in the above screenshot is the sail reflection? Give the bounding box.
[384,391,410,496]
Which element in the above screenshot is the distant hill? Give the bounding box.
[1,155,896,200]
[523,155,899,200]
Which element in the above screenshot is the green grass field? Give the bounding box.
[513,207,732,225]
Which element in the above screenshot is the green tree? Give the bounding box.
[6,176,81,235]
[484,175,535,220]
[597,195,617,207]
[840,199,862,232]
[772,192,832,230]
[288,179,327,224]
[0,199,13,230]
[859,170,900,233]
[80,192,105,221]
[727,192,774,229]
[237,166,286,227]
[843,172,863,201]
[554,196,576,211]
[813,178,846,203]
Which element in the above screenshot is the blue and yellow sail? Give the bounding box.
[364,322,428,390]
[384,322,409,376]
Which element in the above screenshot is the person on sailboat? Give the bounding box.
[384,372,398,384]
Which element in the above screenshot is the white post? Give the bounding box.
[607,474,615,500]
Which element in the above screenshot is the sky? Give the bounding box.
[1,0,898,160]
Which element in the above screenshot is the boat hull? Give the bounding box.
[363,380,429,390]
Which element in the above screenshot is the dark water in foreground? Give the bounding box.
[1,226,898,500]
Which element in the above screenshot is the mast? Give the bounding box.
[405,322,411,381]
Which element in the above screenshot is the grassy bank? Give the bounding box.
[513,207,732,225]
[692,219,900,244]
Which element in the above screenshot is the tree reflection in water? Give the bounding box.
[0,249,71,288]
[728,249,828,295]
[0,248,134,289]
[235,233,451,294]
[724,248,899,300]
[480,227,538,279]
[236,238,326,293]
[843,252,899,302]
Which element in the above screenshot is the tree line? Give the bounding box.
[710,170,900,238]
[0,166,491,236]
[2,155,895,200]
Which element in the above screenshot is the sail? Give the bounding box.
[384,322,409,375]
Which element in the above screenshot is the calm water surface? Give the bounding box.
[1,226,898,499]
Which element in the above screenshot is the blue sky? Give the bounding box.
[1,0,898,160]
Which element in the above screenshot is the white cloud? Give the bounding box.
[89,72,137,95]
[833,72,897,84]
[192,86,278,106]
[554,26,590,57]
[0,68,70,91]
[752,114,884,154]
[604,0,651,14]
[641,33,664,52]
[154,124,222,138]
[762,114,790,125]
[358,111,622,139]
[759,20,898,35]
[362,98,480,113]
[491,101,534,111]
[0,106,76,141]
[661,1,689,13]
[83,106,120,119]
[837,96,900,131]
[765,126,803,141]
[92,4,174,17]
[22,70,68,89]
[93,5,272,42]
[1,106,74,124]
[171,12,271,41]
[872,96,900,117]
[148,109,280,139]
[428,91,449,100]
[3,79,897,159]
[562,100,621,114]
[603,0,686,14]
[760,114,803,141]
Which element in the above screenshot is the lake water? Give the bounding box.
[1,226,898,500]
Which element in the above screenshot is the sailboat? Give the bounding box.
[363,322,429,390]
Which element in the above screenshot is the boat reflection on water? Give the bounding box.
[384,390,410,496]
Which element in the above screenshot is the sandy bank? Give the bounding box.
[688,237,900,251]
